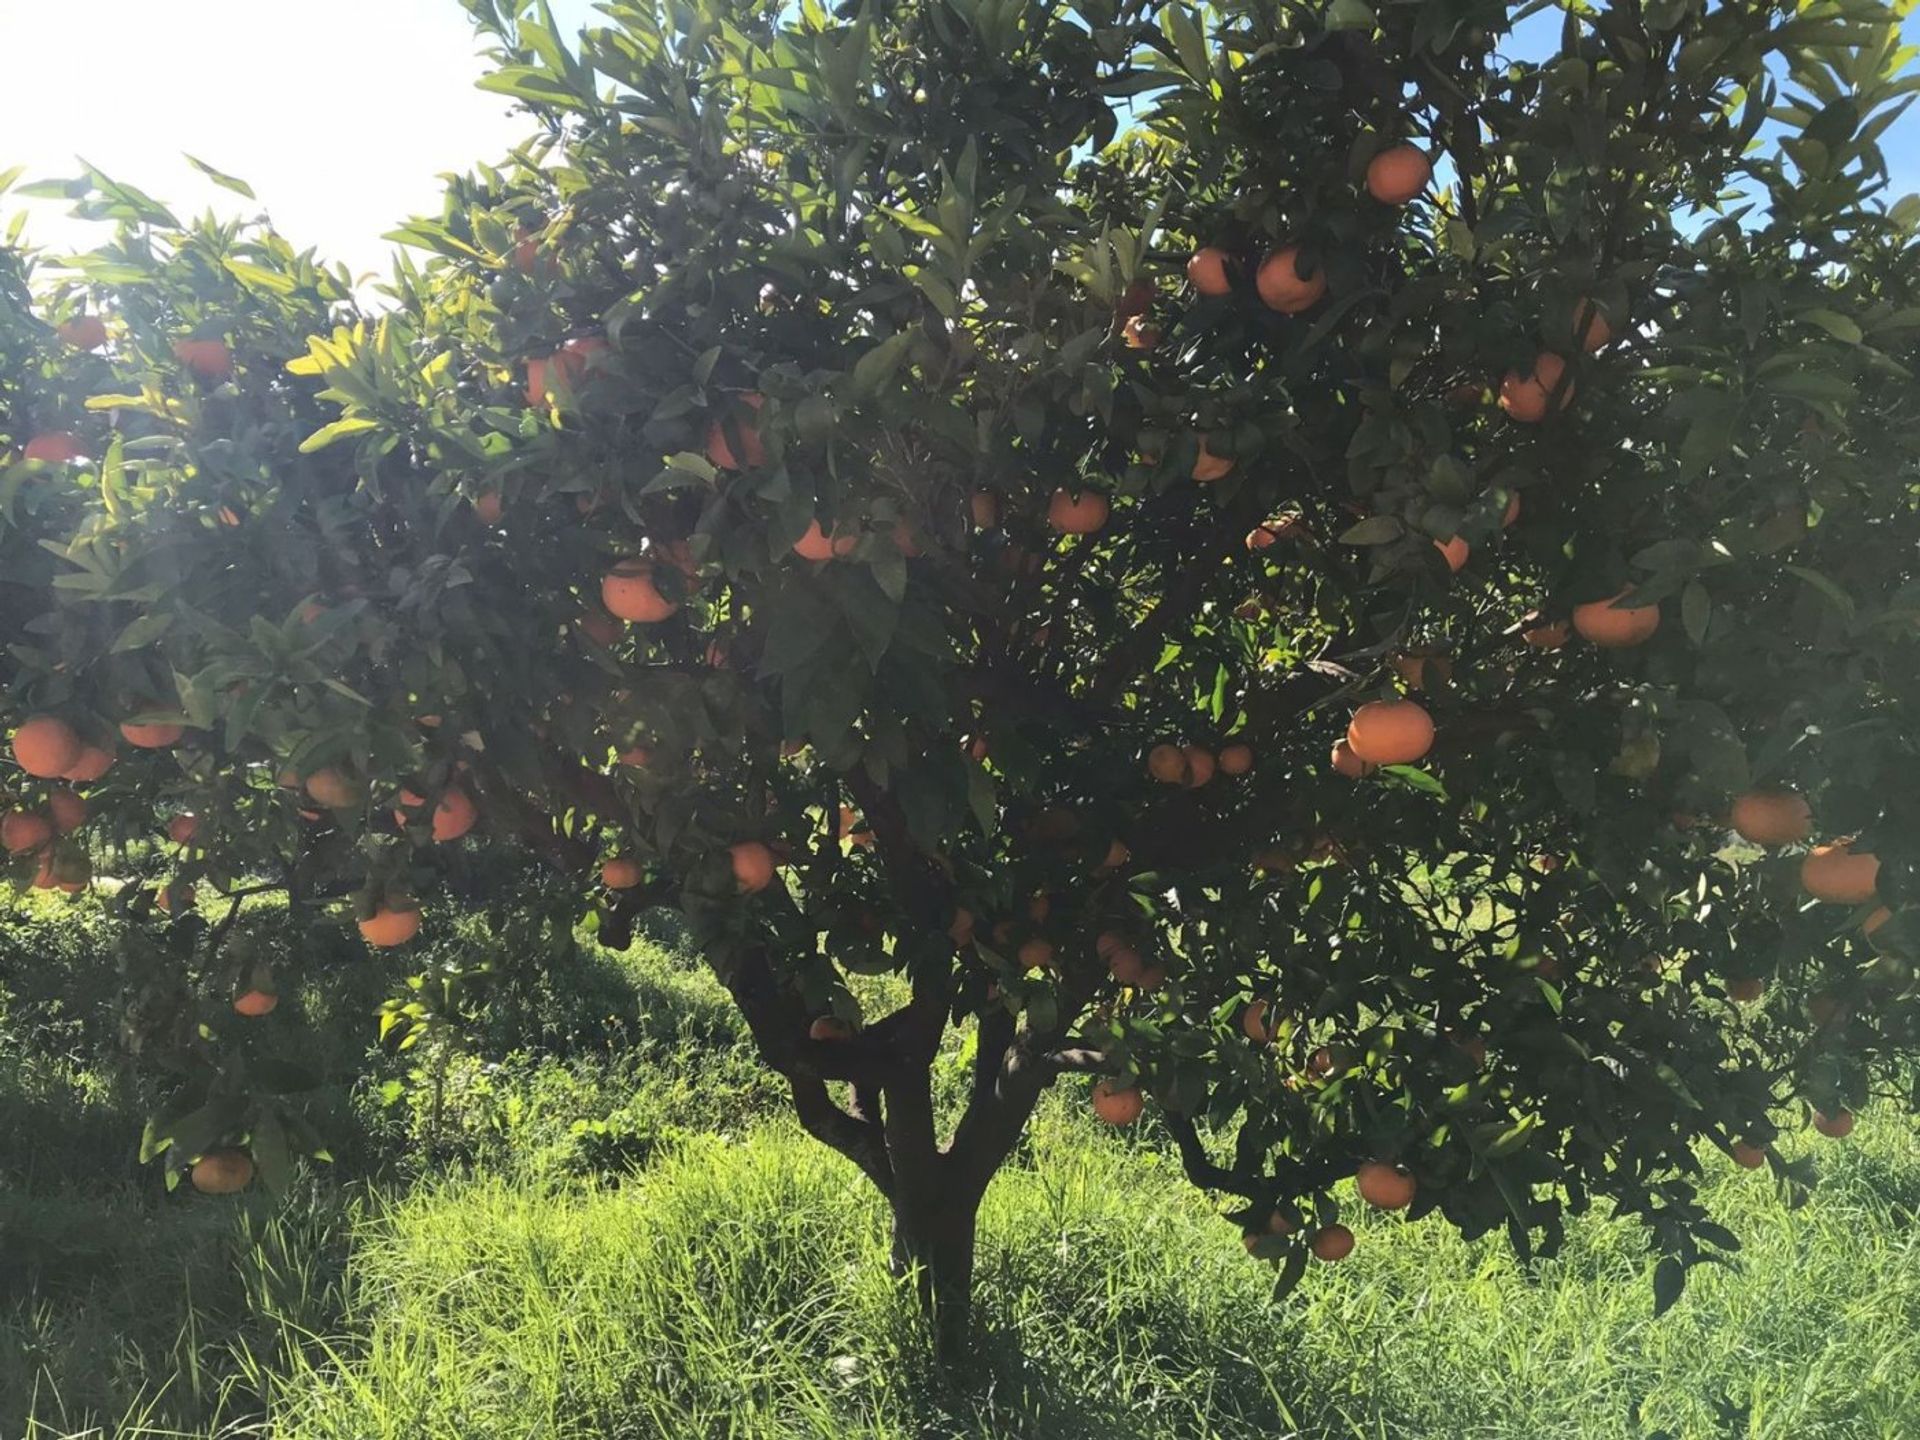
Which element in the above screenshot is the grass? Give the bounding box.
[6,897,1920,1438]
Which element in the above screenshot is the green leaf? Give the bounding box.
[185,155,257,199]
[1799,308,1861,344]
[224,258,298,296]
[1784,564,1855,621]
[299,417,379,453]
[1326,0,1377,31]
[1680,581,1711,644]
[1337,516,1402,545]
[111,612,173,653]
[1652,1256,1686,1316]
[966,762,998,839]
[475,66,583,106]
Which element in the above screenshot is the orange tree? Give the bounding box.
[7,0,1920,1357]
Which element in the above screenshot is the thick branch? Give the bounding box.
[790,1074,894,1196]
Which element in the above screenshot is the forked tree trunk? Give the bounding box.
[889,1187,980,1362]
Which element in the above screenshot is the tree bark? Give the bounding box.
[888,1185,979,1363]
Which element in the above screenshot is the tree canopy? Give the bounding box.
[4,0,1920,1347]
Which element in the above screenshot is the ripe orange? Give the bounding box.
[1356,1161,1416,1210]
[472,489,505,525]
[525,334,608,406]
[234,988,278,1017]
[1106,944,1147,986]
[1191,436,1234,482]
[1501,491,1522,527]
[23,432,86,464]
[1330,739,1376,779]
[1571,299,1614,352]
[120,720,185,749]
[731,841,776,894]
[839,805,875,849]
[1218,742,1253,776]
[402,787,477,843]
[1498,352,1572,422]
[1256,247,1326,313]
[948,907,976,946]
[1182,745,1216,787]
[1520,613,1571,649]
[359,906,422,947]
[1366,144,1431,204]
[62,744,115,782]
[1727,977,1764,1004]
[1147,743,1188,784]
[706,392,767,469]
[1122,315,1160,349]
[173,338,233,380]
[1187,247,1232,296]
[792,519,858,561]
[1017,937,1054,972]
[1813,1108,1854,1139]
[1241,999,1275,1043]
[970,490,1000,529]
[601,857,646,890]
[12,716,82,778]
[1346,699,1434,766]
[602,561,678,623]
[1864,906,1893,941]
[1800,840,1879,904]
[1390,654,1452,690]
[890,518,923,557]
[808,1015,854,1042]
[578,609,623,648]
[189,1148,254,1195]
[1434,535,1470,572]
[1115,279,1154,318]
[1099,838,1131,870]
[305,768,360,809]
[1730,1140,1766,1170]
[1,810,51,854]
[57,315,108,349]
[1729,789,1812,847]
[618,744,654,768]
[46,788,86,834]
[1310,1225,1355,1262]
[1572,591,1659,647]
[1048,489,1110,535]
[1090,1079,1144,1126]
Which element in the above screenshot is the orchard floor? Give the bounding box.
[6,910,1920,1439]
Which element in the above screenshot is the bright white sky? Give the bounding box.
[2,1,1914,284]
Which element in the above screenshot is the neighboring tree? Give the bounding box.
[4,0,1920,1359]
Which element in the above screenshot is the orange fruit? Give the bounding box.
[1730,1141,1766,1170]
[1727,977,1764,1004]
[62,744,115,782]
[23,432,86,464]
[1571,299,1614,352]
[173,338,233,380]
[1048,489,1110,534]
[472,489,505,525]
[1310,1225,1355,1262]
[1330,739,1376,779]
[970,490,1000,529]
[1191,435,1234,482]
[1182,745,1217,787]
[1498,353,1572,422]
[1800,840,1879,904]
[11,716,82,778]
[359,906,421,947]
[1346,699,1434,766]
[808,1015,854,1042]
[1864,906,1893,941]
[1122,316,1160,349]
[1147,743,1188,784]
[428,788,479,843]
[1218,743,1253,776]
[599,857,643,890]
[1099,838,1131,869]
[1107,944,1147,986]
[1115,280,1155,318]
[57,315,108,350]
[1017,937,1054,972]
[524,334,608,406]
[602,561,678,623]
[305,769,361,809]
[948,907,976,947]
[1729,789,1812,847]
[1356,1161,1416,1209]
[1391,654,1452,690]
[1366,144,1431,204]
[578,609,623,647]
[618,744,654,768]
[1501,491,1522,527]
[1434,535,1470,572]
[46,788,86,834]
[1813,1108,1854,1139]
[731,841,776,894]
[233,988,278,1018]
[1187,247,1232,296]
[792,519,858,561]
[1256,246,1326,313]
[1572,591,1659,647]
[1520,614,1571,649]
[1090,1079,1144,1126]
[1241,999,1275,1043]
[189,1148,254,1195]
[120,720,185,749]
[706,392,767,469]
[890,518,923,556]
[1,810,51,854]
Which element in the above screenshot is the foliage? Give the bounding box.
[4,0,1920,1345]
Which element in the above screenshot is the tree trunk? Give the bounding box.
[889,1188,979,1363]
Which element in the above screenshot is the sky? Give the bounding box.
[0,1,1913,282]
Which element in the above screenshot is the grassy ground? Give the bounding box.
[6,898,1920,1439]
